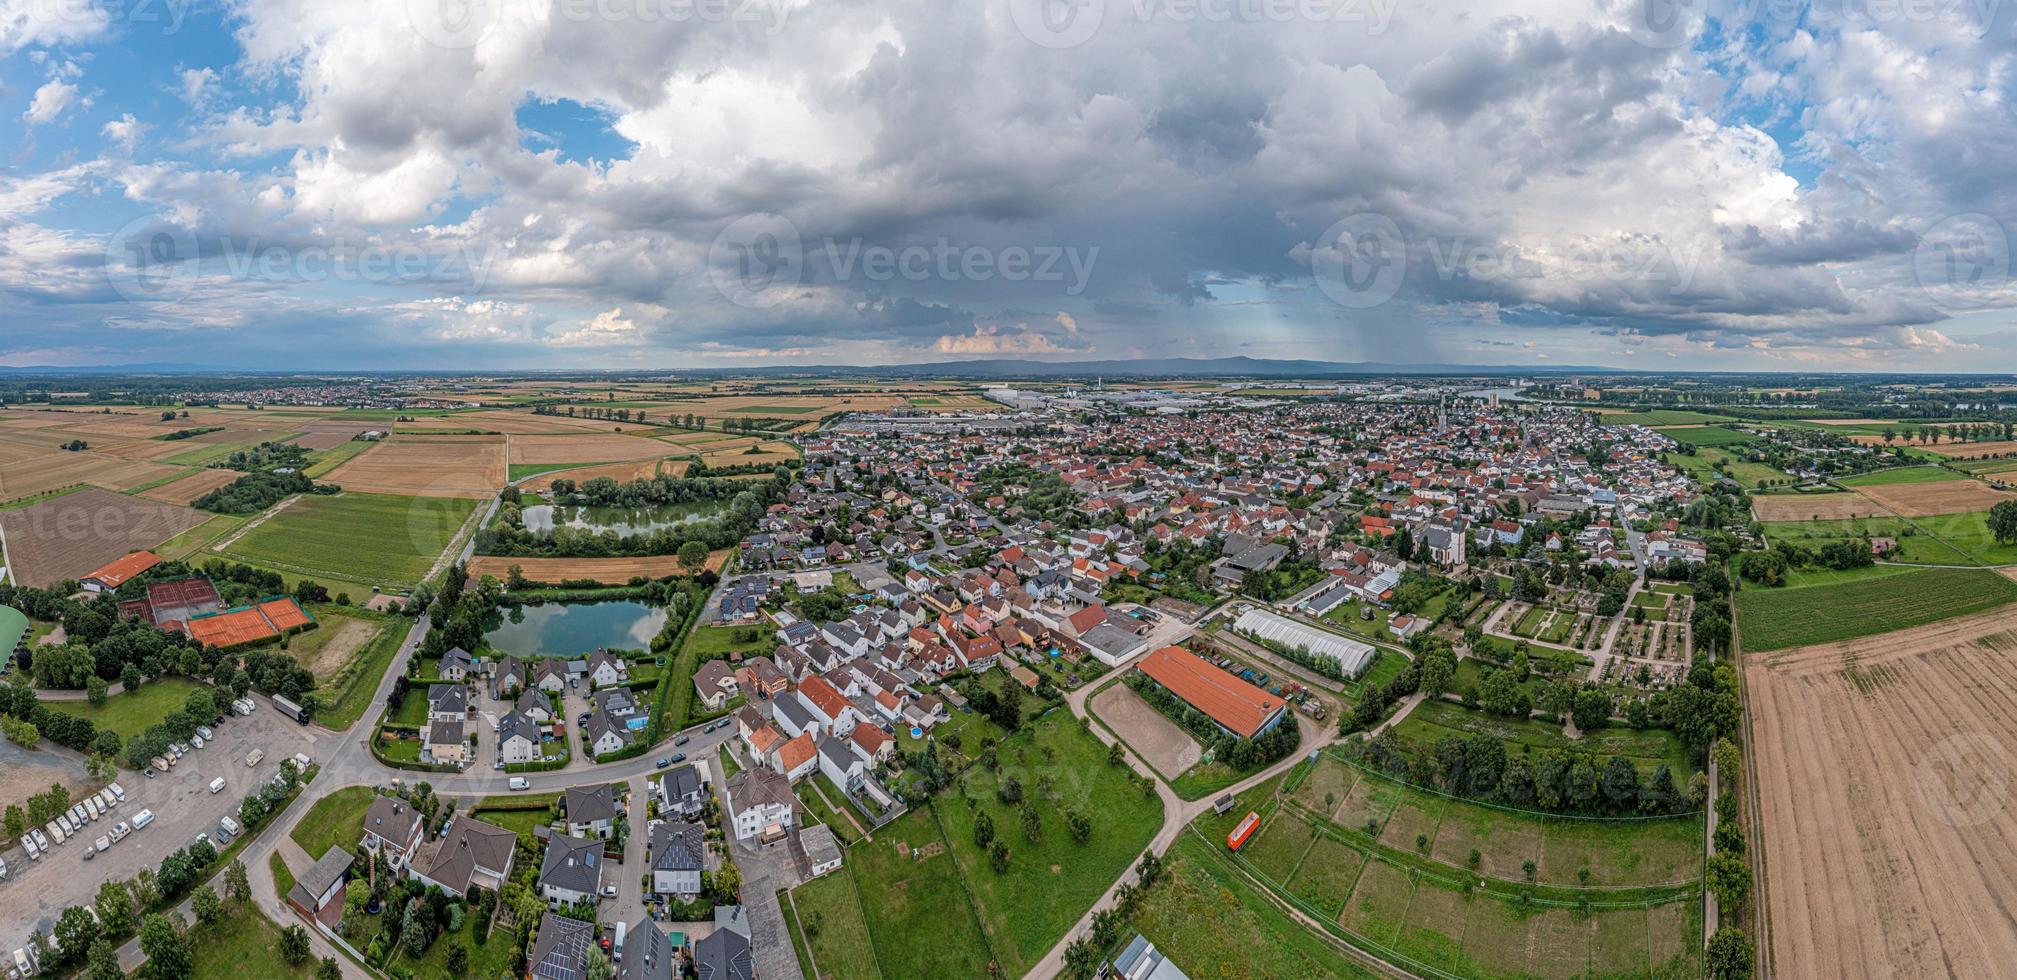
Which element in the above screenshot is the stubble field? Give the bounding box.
[1750,492,1893,522]
[0,487,212,586]
[325,436,505,497]
[1747,609,2017,979]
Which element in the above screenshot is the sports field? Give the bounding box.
[219,491,478,587]
[1738,565,2017,652]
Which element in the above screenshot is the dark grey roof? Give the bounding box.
[528,912,597,980]
[649,821,705,873]
[500,710,538,746]
[693,927,753,980]
[618,921,674,980]
[427,684,466,713]
[288,845,354,908]
[362,795,420,846]
[516,687,549,715]
[584,710,634,749]
[564,784,619,824]
[658,763,703,801]
[539,833,603,895]
[771,695,816,734]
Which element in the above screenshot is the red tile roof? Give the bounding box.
[84,551,160,588]
[1136,646,1283,739]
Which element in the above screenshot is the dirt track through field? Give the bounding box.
[1748,607,2017,978]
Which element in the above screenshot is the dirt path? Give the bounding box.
[210,493,301,552]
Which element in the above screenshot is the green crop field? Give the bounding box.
[220,492,477,587]
[1656,425,1756,446]
[1837,465,1967,487]
[1739,566,2017,651]
[936,712,1165,975]
[1762,516,1976,566]
[1597,409,1732,426]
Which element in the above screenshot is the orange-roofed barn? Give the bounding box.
[82,551,161,592]
[1134,645,1286,739]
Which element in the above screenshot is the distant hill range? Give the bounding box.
[712,356,1626,378]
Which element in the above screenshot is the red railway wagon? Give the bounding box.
[1227,811,1261,851]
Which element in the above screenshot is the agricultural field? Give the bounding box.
[1665,447,1789,488]
[1919,438,2017,458]
[1738,566,2017,652]
[463,550,726,584]
[0,445,188,501]
[934,712,1165,976]
[1596,409,1733,426]
[1761,515,1976,566]
[0,487,212,586]
[1836,465,1966,487]
[219,491,479,588]
[1126,834,1382,979]
[1655,424,1756,446]
[1219,753,1703,978]
[1750,491,1893,522]
[135,468,240,504]
[513,458,690,490]
[1747,608,2017,979]
[1852,477,2013,517]
[506,432,673,464]
[324,435,505,498]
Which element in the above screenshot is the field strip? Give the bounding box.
[425,494,492,584]
[211,493,301,552]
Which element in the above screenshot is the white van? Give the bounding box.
[208,777,226,794]
[219,816,241,836]
[245,749,264,768]
[508,776,530,790]
[131,809,155,830]
[107,782,125,802]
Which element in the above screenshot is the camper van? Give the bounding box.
[245,749,265,768]
[208,777,226,794]
[131,809,155,830]
[107,782,125,802]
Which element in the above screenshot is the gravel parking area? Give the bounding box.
[0,695,328,943]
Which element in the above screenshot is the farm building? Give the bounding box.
[1134,645,1286,739]
[81,550,161,592]
[1232,608,1376,679]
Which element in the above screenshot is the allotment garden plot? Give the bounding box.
[1220,752,1703,978]
[1748,608,2017,979]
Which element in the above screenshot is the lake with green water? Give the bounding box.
[482,600,667,656]
[522,500,723,537]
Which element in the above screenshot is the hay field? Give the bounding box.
[516,459,689,491]
[1854,479,2014,517]
[0,487,211,586]
[507,433,675,464]
[1751,492,1894,522]
[0,449,188,501]
[1748,609,2017,979]
[1921,440,2017,459]
[137,469,242,504]
[465,550,727,583]
[325,436,505,498]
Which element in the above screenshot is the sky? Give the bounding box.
[3,0,2017,371]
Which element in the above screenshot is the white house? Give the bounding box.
[538,834,604,907]
[498,711,540,765]
[649,821,706,900]
[723,769,797,842]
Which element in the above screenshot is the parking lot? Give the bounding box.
[0,695,330,944]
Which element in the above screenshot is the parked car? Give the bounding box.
[673,733,690,746]
[508,777,530,791]
[669,753,687,764]
[655,758,671,769]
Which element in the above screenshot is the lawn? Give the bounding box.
[1667,447,1789,488]
[668,624,775,728]
[1837,465,1966,487]
[394,921,519,979]
[473,793,562,843]
[188,905,316,979]
[1738,566,2017,652]
[847,807,995,978]
[53,676,206,741]
[290,785,377,859]
[934,712,1165,975]
[220,491,478,588]
[788,866,884,980]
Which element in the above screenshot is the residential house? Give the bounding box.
[438,647,474,681]
[723,769,798,842]
[411,816,516,896]
[535,658,570,693]
[360,796,425,869]
[801,824,842,879]
[693,926,753,980]
[564,785,620,840]
[771,731,818,783]
[693,660,740,711]
[538,833,604,907]
[515,687,553,723]
[528,913,596,980]
[426,683,467,722]
[586,649,626,688]
[648,821,706,899]
[424,719,465,765]
[618,917,676,980]
[498,711,541,765]
[583,710,633,757]
[657,763,707,820]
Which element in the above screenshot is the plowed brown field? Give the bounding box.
[1853,479,2013,517]
[1750,493,1893,522]
[1748,608,2017,979]
[138,469,241,504]
[465,550,727,583]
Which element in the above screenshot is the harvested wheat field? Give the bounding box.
[1751,492,1895,522]
[291,428,368,450]
[517,459,688,491]
[699,441,797,467]
[0,450,187,502]
[1854,479,2014,517]
[1922,440,2017,459]
[138,469,241,504]
[465,550,728,584]
[325,436,505,498]
[1748,608,2017,979]
[507,433,673,464]
[0,487,211,586]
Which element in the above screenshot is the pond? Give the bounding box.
[482,600,667,657]
[521,500,724,538]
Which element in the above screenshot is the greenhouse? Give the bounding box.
[1232,608,1377,679]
